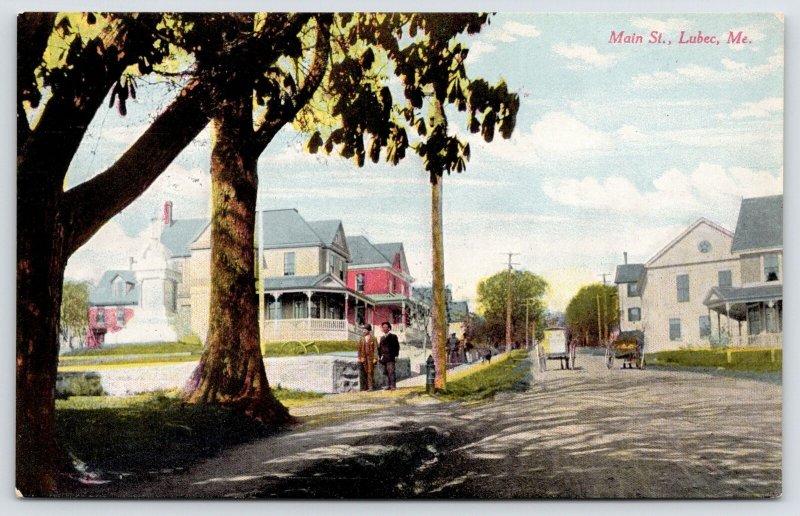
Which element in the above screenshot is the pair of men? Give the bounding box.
[357,322,400,391]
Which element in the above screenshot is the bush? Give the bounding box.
[647,347,781,373]
[56,372,105,398]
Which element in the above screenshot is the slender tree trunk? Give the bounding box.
[431,176,447,389]
[16,187,70,496]
[185,91,289,424]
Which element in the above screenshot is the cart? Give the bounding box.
[537,327,576,371]
[606,330,645,369]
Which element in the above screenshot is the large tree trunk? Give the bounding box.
[16,188,70,496]
[185,92,289,424]
[431,176,448,389]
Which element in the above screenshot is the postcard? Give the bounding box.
[16,12,782,499]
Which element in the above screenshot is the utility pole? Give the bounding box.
[598,272,609,286]
[503,252,519,352]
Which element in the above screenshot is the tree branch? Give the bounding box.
[17,13,57,147]
[63,14,315,254]
[253,14,332,151]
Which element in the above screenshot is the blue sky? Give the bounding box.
[61,12,784,311]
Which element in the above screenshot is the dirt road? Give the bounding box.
[83,350,782,499]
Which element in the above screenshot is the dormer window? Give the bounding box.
[112,277,125,298]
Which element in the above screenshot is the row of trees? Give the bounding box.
[565,283,619,347]
[17,13,519,495]
[475,269,548,346]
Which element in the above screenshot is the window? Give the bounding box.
[764,254,779,282]
[718,270,732,288]
[293,298,307,318]
[284,252,295,276]
[96,309,105,326]
[699,315,711,338]
[669,318,682,341]
[676,274,690,303]
[392,309,403,325]
[628,307,641,322]
[339,260,345,281]
[748,306,761,335]
[116,308,125,327]
[389,278,394,293]
[267,300,278,320]
[328,253,336,275]
[356,273,365,292]
[627,282,639,297]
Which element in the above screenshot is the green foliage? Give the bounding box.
[61,341,204,357]
[262,340,357,357]
[565,283,618,346]
[437,350,529,401]
[648,348,782,373]
[60,280,90,349]
[271,387,325,401]
[179,334,203,346]
[56,372,105,398]
[475,270,548,344]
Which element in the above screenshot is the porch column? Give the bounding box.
[271,292,281,341]
[344,292,350,339]
[305,290,313,332]
[402,300,406,327]
[725,303,731,345]
[717,311,721,339]
[370,302,375,326]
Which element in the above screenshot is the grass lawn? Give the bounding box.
[435,350,531,402]
[262,340,357,357]
[646,347,782,373]
[56,388,324,477]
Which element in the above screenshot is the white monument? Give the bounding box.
[105,221,181,345]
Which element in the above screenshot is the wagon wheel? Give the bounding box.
[605,348,614,369]
[637,354,646,369]
[570,345,577,369]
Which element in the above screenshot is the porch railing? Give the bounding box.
[728,333,782,348]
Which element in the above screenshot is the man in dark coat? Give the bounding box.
[379,321,401,390]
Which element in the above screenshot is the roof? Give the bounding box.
[704,284,783,306]
[88,270,139,306]
[263,274,335,291]
[161,219,208,258]
[258,209,331,248]
[731,195,783,253]
[307,220,341,247]
[347,236,391,266]
[614,264,645,284]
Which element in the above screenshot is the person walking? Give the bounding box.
[447,333,460,365]
[379,321,400,390]
[357,324,378,391]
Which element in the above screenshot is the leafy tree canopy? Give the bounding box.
[476,269,548,344]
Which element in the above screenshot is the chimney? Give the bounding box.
[163,201,173,226]
[623,252,628,264]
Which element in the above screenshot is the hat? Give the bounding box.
[363,323,372,331]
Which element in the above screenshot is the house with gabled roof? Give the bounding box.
[703,195,782,348]
[86,201,207,347]
[615,218,741,352]
[346,235,428,344]
[188,208,376,344]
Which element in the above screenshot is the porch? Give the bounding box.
[704,284,782,349]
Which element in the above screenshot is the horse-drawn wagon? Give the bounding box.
[537,327,576,371]
[606,330,645,369]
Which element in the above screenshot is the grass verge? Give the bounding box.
[56,388,323,478]
[61,341,204,357]
[262,340,357,357]
[435,350,530,402]
[646,347,782,373]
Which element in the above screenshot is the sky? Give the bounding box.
[60,12,784,312]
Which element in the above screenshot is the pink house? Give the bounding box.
[345,236,428,344]
[85,270,138,348]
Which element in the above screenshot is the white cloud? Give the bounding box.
[723,97,783,119]
[464,40,498,63]
[541,163,783,226]
[529,112,613,156]
[553,43,617,69]
[633,48,783,88]
[483,21,541,43]
[631,17,692,34]
[65,220,155,283]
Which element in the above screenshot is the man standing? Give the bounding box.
[379,321,400,390]
[357,324,378,391]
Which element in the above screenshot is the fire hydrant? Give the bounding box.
[425,355,436,394]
